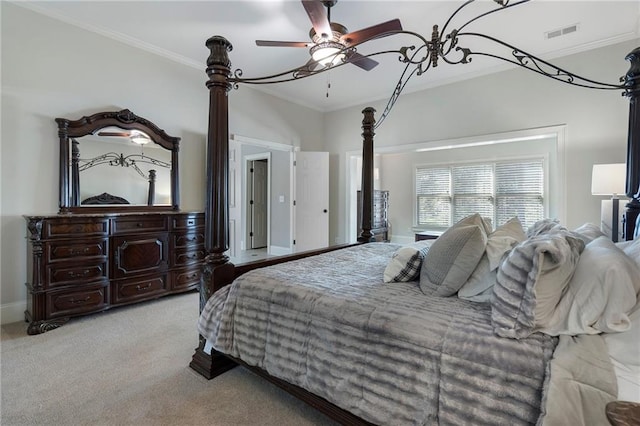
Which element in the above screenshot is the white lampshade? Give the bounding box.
[591,163,626,196]
[311,46,345,66]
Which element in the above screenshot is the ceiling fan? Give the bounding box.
[97,129,151,145]
[256,0,402,72]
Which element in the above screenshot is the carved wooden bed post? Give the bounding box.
[71,139,80,206]
[190,36,238,379]
[147,169,156,206]
[58,122,71,213]
[358,107,376,243]
[624,47,640,240]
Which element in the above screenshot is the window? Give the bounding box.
[416,159,544,230]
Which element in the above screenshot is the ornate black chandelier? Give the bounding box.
[227,0,631,128]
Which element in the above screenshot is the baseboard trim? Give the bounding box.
[269,245,292,256]
[1,300,25,325]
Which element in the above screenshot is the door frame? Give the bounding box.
[244,152,271,252]
[230,134,296,257]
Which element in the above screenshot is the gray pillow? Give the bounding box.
[420,223,487,296]
[526,218,561,237]
[491,230,584,338]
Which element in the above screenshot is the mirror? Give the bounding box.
[56,109,180,213]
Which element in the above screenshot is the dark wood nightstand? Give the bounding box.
[415,231,443,242]
[606,401,640,426]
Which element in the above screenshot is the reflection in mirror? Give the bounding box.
[72,130,172,206]
[56,109,180,213]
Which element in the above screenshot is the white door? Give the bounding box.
[249,159,268,249]
[295,151,329,252]
[228,138,240,258]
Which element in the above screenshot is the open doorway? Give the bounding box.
[245,154,270,254]
[228,133,295,264]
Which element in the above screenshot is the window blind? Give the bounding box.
[416,159,544,229]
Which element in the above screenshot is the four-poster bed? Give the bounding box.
[190,0,640,424]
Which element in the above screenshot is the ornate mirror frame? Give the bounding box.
[56,109,180,213]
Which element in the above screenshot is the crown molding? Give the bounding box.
[10,1,205,71]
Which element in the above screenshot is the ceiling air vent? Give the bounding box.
[545,24,579,40]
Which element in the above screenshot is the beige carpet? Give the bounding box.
[1,292,337,426]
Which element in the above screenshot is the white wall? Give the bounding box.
[325,39,637,245]
[0,3,324,323]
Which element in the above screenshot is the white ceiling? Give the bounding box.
[17,0,640,112]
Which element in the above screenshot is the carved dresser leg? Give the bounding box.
[27,317,70,335]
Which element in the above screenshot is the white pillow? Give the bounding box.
[621,237,640,270]
[541,236,640,335]
[458,256,496,303]
[573,222,606,244]
[383,241,433,283]
[458,217,526,303]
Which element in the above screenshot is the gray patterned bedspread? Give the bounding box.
[198,243,558,425]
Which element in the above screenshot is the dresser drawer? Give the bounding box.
[173,247,206,267]
[172,231,205,249]
[171,214,204,230]
[47,283,109,318]
[111,234,169,279]
[43,218,109,239]
[171,266,202,291]
[46,261,108,288]
[111,216,168,234]
[112,275,168,304]
[46,238,108,263]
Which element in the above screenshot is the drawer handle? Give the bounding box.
[135,283,152,292]
[187,220,195,226]
[187,273,198,279]
[136,223,143,228]
[68,270,90,278]
[70,247,90,255]
[187,236,197,242]
[69,296,91,305]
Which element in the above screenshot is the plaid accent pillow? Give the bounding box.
[384,242,433,283]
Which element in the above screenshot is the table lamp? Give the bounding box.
[591,163,626,242]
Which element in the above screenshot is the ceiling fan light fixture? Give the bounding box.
[130,130,151,145]
[310,42,345,66]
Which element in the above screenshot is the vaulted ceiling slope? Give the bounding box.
[16,0,640,112]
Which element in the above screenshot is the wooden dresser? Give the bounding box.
[357,190,389,242]
[24,211,205,334]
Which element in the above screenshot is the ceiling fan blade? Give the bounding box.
[340,19,403,46]
[98,131,130,137]
[256,40,310,48]
[346,52,378,71]
[302,0,332,40]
